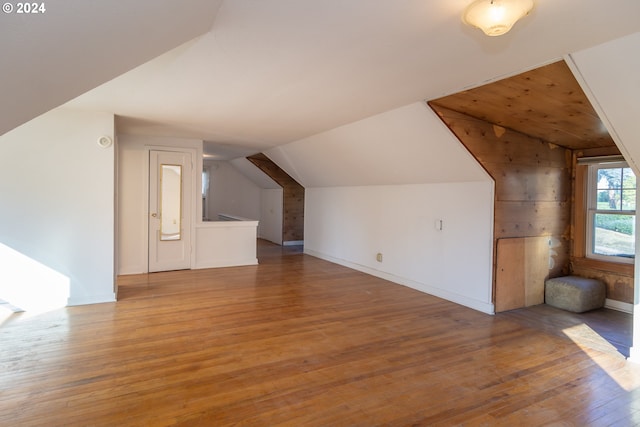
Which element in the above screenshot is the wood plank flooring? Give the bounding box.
[2,241,640,426]
[501,303,632,358]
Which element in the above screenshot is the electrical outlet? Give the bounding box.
[376,253,383,262]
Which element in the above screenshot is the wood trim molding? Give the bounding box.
[570,256,634,277]
[572,163,587,258]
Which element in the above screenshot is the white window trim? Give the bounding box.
[585,160,636,264]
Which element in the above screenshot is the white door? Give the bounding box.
[149,150,192,272]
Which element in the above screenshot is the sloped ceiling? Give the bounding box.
[61,0,640,157]
[570,33,640,173]
[228,158,281,190]
[264,102,489,188]
[0,0,222,136]
[429,60,616,150]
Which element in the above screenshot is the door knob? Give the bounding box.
[151,213,157,218]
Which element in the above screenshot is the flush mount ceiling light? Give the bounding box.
[463,0,535,36]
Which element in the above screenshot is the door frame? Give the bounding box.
[142,145,199,272]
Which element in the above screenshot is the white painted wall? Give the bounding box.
[118,134,202,275]
[229,157,281,189]
[195,221,258,269]
[269,101,495,313]
[205,160,261,221]
[305,183,494,313]
[0,108,115,306]
[260,189,284,245]
[229,157,283,245]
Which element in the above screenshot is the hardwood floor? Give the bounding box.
[501,304,633,358]
[2,241,640,426]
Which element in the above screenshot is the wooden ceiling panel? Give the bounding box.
[430,61,615,150]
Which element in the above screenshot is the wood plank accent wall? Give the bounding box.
[247,153,304,243]
[495,237,551,312]
[430,105,572,310]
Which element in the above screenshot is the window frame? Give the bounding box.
[585,160,636,264]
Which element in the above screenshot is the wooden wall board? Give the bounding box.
[524,237,552,306]
[571,257,634,303]
[434,116,571,166]
[495,238,526,312]
[495,237,550,312]
[494,201,570,237]
[489,165,571,201]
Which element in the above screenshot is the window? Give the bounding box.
[586,161,636,263]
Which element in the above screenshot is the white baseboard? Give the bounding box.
[67,293,116,306]
[304,249,495,315]
[258,236,283,245]
[193,258,258,269]
[604,298,633,314]
[283,240,304,246]
[117,267,146,275]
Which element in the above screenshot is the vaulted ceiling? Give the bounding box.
[3,1,640,158]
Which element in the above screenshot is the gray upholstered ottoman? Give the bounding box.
[544,276,606,313]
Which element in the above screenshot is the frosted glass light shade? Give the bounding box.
[463,0,534,36]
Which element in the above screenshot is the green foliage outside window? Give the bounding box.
[595,214,634,236]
